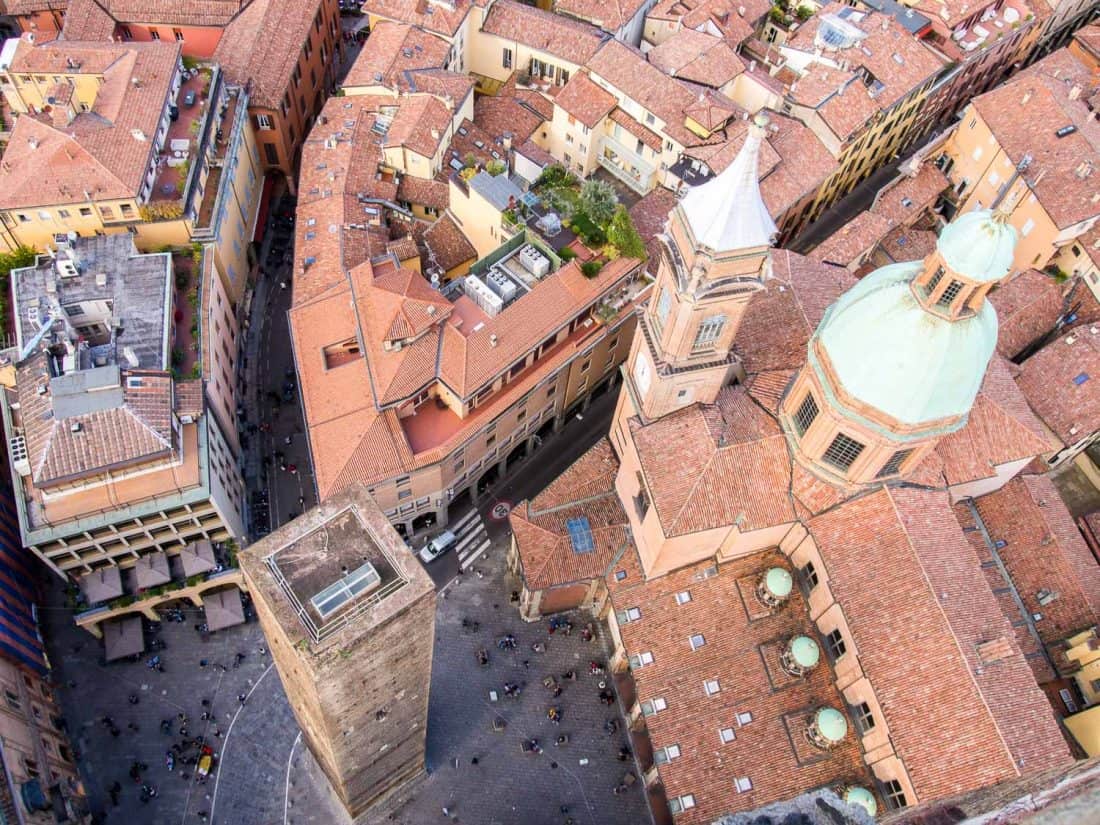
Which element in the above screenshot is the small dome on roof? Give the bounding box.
[788,635,821,669]
[814,707,849,743]
[764,567,793,598]
[845,786,878,817]
[936,209,1017,284]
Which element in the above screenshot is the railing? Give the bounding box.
[74,567,245,629]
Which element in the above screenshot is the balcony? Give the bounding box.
[596,137,655,196]
[952,0,1032,52]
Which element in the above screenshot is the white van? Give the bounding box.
[418,530,458,563]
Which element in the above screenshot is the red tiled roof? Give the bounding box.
[1016,329,1100,444]
[976,474,1100,644]
[343,20,452,91]
[989,269,1066,360]
[631,386,795,536]
[608,107,662,151]
[605,546,870,824]
[0,39,181,210]
[481,0,607,66]
[554,71,616,129]
[869,163,948,227]
[808,211,893,268]
[398,175,449,210]
[971,48,1100,230]
[648,29,744,89]
[359,0,472,38]
[554,0,651,33]
[810,487,1071,802]
[423,212,476,271]
[509,439,630,590]
[211,0,330,110]
[383,93,453,158]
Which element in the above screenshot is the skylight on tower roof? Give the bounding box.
[566,516,594,554]
[310,561,381,619]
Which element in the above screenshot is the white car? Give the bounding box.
[418,530,457,563]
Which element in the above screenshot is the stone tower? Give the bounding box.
[239,483,435,818]
[779,209,1018,485]
[622,114,777,423]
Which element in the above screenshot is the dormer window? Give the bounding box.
[936,280,964,307]
[924,266,944,294]
[822,433,864,472]
[875,448,913,479]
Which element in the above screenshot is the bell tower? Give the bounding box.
[623,114,777,423]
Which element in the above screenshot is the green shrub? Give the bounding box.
[486,159,507,176]
[558,246,577,261]
[607,205,647,260]
[581,260,603,279]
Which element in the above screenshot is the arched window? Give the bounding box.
[653,288,671,334]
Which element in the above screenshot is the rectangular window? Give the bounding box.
[689,633,706,650]
[735,777,753,793]
[1021,217,1035,237]
[925,266,944,294]
[173,28,184,41]
[397,489,412,500]
[822,433,865,471]
[692,315,726,350]
[618,607,641,624]
[703,679,721,696]
[150,30,161,40]
[802,562,819,589]
[793,393,819,436]
[58,209,70,219]
[675,590,692,605]
[854,701,875,733]
[669,795,695,814]
[4,691,19,710]
[120,203,134,218]
[937,280,964,307]
[826,629,847,660]
[119,25,133,39]
[79,207,92,217]
[883,780,908,810]
[502,48,513,69]
[736,711,753,726]
[876,448,913,479]
[719,727,736,743]
[654,288,671,334]
[654,744,681,764]
[264,143,280,165]
[640,696,667,715]
[629,651,655,668]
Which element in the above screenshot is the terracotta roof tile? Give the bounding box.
[0,39,181,209]
[971,48,1100,230]
[1016,329,1100,444]
[808,211,893,268]
[173,379,204,420]
[383,93,453,158]
[359,0,472,38]
[877,225,938,263]
[423,213,476,271]
[605,546,870,824]
[554,71,617,129]
[211,0,329,110]
[976,475,1100,645]
[632,386,795,536]
[989,269,1066,359]
[810,487,1071,801]
[473,82,548,143]
[869,163,948,227]
[554,0,650,33]
[343,21,452,91]
[648,29,744,89]
[481,0,607,66]
[397,175,449,210]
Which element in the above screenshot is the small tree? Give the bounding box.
[581,260,604,279]
[607,205,646,260]
[579,179,618,226]
[486,159,507,176]
[0,246,38,339]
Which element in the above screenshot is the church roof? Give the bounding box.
[677,113,777,253]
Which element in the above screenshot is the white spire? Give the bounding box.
[679,113,777,253]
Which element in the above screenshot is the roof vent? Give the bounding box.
[95,272,107,287]
[27,137,38,150]
[806,707,848,750]
[780,635,821,677]
[489,334,498,347]
[130,128,147,141]
[70,421,82,433]
[755,567,792,608]
[36,385,47,396]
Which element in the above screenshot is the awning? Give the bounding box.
[80,567,123,604]
[103,617,144,662]
[179,541,216,577]
[134,552,170,589]
[203,589,245,631]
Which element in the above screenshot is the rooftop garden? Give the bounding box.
[533,165,646,276]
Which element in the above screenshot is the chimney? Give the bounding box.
[1021,90,1032,105]
[431,128,440,140]
[27,137,38,150]
[1069,84,1082,101]
[489,334,498,347]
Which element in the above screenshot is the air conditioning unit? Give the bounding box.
[56,259,79,278]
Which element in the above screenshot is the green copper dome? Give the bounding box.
[813,261,998,428]
[764,567,793,598]
[789,635,820,668]
[815,707,848,743]
[845,786,877,817]
[937,209,1017,284]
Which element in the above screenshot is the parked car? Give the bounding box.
[183,89,197,107]
[168,104,179,121]
[418,530,457,563]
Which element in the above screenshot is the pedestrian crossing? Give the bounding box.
[452,509,490,571]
